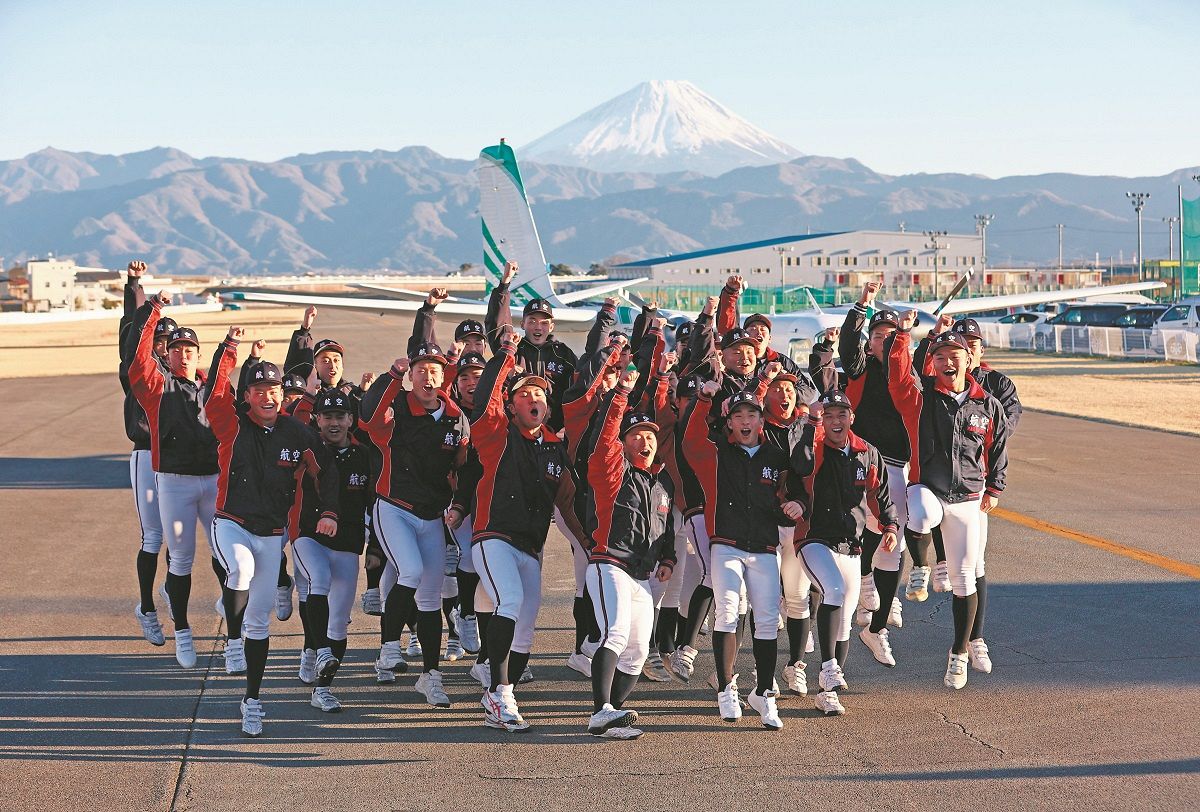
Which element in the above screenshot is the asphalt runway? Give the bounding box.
[1,309,1197,811]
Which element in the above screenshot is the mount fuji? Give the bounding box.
[521,80,804,176]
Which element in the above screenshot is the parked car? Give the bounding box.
[1034,304,1130,351]
[1151,299,1200,357]
[1109,306,1167,329]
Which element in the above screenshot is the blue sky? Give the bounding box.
[1,0,1195,177]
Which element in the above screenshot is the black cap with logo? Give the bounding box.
[167,327,199,348]
[620,411,660,437]
[455,319,485,341]
[522,299,554,319]
[820,389,854,410]
[408,341,449,365]
[720,328,756,351]
[313,389,353,414]
[247,361,282,386]
[154,317,179,337]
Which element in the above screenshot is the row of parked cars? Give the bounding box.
[976,298,1200,357]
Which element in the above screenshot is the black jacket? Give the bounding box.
[839,303,911,464]
[206,339,338,536]
[887,330,1010,503]
[296,441,374,554]
[586,386,677,581]
[119,276,153,450]
[913,337,1023,434]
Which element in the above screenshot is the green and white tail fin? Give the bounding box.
[477,140,562,307]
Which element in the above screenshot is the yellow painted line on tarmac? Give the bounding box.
[993,507,1200,580]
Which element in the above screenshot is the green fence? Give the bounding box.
[632,285,850,312]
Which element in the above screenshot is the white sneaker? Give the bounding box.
[482,684,529,732]
[310,686,342,713]
[374,660,396,684]
[600,726,644,739]
[933,561,952,593]
[566,651,593,677]
[470,660,491,689]
[783,660,808,695]
[416,669,451,707]
[888,597,904,628]
[580,639,600,659]
[223,638,247,675]
[968,639,993,673]
[855,606,872,627]
[717,683,743,723]
[135,605,165,646]
[376,640,408,673]
[298,648,317,684]
[859,627,897,667]
[405,635,423,658]
[173,628,196,669]
[214,595,226,620]
[445,637,464,661]
[747,688,783,730]
[818,658,848,692]
[518,665,535,684]
[240,698,265,737]
[315,647,339,680]
[668,645,697,682]
[859,573,880,611]
[360,587,383,616]
[275,580,294,621]
[158,583,174,621]
[642,651,672,682]
[456,612,480,654]
[815,690,846,716]
[588,702,639,735]
[906,566,931,602]
[944,651,969,690]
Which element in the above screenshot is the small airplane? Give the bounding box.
[223,141,1166,362]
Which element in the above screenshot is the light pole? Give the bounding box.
[1126,192,1150,280]
[1056,223,1064,271]
[773,245,793,308]
[924,229,948,299]
[1162,216,1180,261]
[974,214,994,270]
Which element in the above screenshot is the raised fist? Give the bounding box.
[699,379,720,399]
[227,326,246,342]
[899,310,919,331]
[702,296,718,316]
[392,357,410,376]
[763,360,782,380]
[127,260,147,277]
[659,350,677,374]
[603,297,619,308]
[302,305,317,330]
[360,371,377,389]
[251,339,267,358]
[934,314,954,335]
[726,275,745,293]
[824,326,840,343]
[154,290,171,306]
[502,261,519,284]
[498,323,519,350]
[619,366,639,389]
[859,281,882,305]
[426,287,449,307]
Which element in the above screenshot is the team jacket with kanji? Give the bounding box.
[683,394,801,553]
[469,347,584,559]
[360,365,470,520]
[839,302,911,464]
[887,330,1010,503]
[586,386,677,581]
[119,275,153,450]
[205,339,338,536]
[294,440,374,554]
[128,299,219,475]
[791,417,899,549]
[913,337,1023,433]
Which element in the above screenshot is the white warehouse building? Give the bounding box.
[609,230,984,296]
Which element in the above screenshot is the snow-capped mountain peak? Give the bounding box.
[521,80,803,176]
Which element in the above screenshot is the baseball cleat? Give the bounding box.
[566,651,593,677]
[158,583,174,622]
[135,604,166,646]
[360,587,383,616]
[859,573,880,611]
[580,639,600,659]
[641,651,672,682]
[274,580,294,621]
[968,639,993,673]
[374,660,397,683]
[933,561,952,593]
[518,665,535,684]
[315,647,339,681]
[818,659,848,693]
[717,683,743,723]
[455,612,480,654]
[470,660,491,689]
[600,726,644,739]
[888,597,904,628]
[415,670,451,708]
[668,645,697,682]
[815,690,846,716]
[445,637,464,662]
[240,698,265,737]
[783,660,808,696]
[405,634,422,659]
[376,640,408,673]
[855,605,872,627]
[482,685,529,732]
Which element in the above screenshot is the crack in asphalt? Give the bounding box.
[169,620,224,812]
[935,711,1006,759]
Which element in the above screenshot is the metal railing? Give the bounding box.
[977,323,1200,364]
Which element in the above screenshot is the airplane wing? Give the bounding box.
[891,281,1167,316]
[555,277,650,305]
[223,290,599,324]
[351,283,478,304]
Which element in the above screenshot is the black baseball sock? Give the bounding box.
[222,586,249,639]
[442,597,458,637]
[970,577,988,640]
[475,611,492,664]
[417,609,441,672]
[869,568,901,633]
[906,529,933,568]
[277,554,290,589]
[382,585,415,644]
[786,616,811,663]
[298,600,314,650]
[657,607,680,654]
[136,550,158,613]
[306,594,330,652]
[591,647,618,711]
[952,592,979,654]
[508,650,530,684]
[932,526,946,565]
[712,630,737,691]
[486,615,516,691]
[365,560,383,590]
[573,595,593,653]
[860,530,882,576]
[681,586,714,649]
[456,571,479,617]
[319,638,347,687]
[835,638,850,670]
[752,637,777,694]
[612,668,639,709]
[816,604,836,662]
[244,637,269,700]
[164,572,191,630]
[210,556,227,588]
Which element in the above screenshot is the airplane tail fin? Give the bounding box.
[477,140,561,307]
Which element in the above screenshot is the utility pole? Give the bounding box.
[1163,216,1180,261]
[924,229,948,300]
[773,245,793,301]
[974,214,994,270]
[1126,191,1150,280]
[1056,224,1064,271]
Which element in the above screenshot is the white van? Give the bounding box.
[1152,299,1200,360]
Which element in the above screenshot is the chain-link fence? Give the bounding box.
[977,323,1200,364]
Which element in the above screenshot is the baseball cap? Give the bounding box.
[313,338,344,357]
[621,411,660,437]
[744,313,773,331]
[456,351,487,372]
[506,373,552,397]
[454,319,485,341]
[154,317,179,337]
[724,390,763,413]
[820,389,853,410]
[522,299,554,319]
[281,373,308,393]
[674,320,694,344]
[167,327,199,348]
[247,361,282,386]
[952,318,983,340]
[869,309,900,330]
[720,328,756,351]
[408,341,448,365]
[769,370,800,385]
[676,374,700,400]
[313,389,353,414]
[928,332,971,355]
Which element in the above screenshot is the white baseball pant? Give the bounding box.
[798,541,862,643]
[130,450,164,554]
[211,518,280,639]
[473,538,542,654]
[292,536,359,641]
[711,544,780,640]
[156,472,217,576]
[371,500,445,612]
[587,562,653,675]
[907,484,982,597]
[864,461,909,571]
[778,525,812,620]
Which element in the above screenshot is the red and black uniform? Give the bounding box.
[119,275,154,451]
[207,340,338,537]
[913,338,1023,434]
[294,441,373,555]
[839,302,911,465]
[808,335,841,396]
[470,348,582,557]
[359,367,470,519]
[586,387,677,581]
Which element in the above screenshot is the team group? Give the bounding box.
[118,258,1017,739]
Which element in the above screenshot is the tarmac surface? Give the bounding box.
[1,309,1197,811]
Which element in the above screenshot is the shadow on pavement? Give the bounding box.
[0,455,129,489]
[824,758,1200,781]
